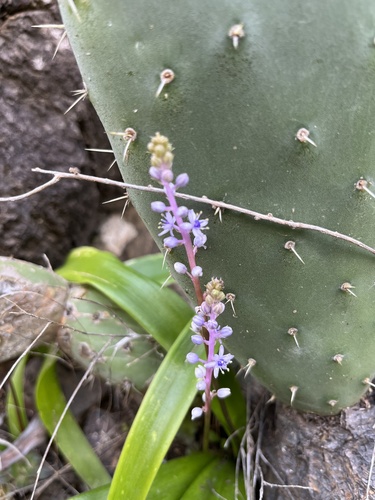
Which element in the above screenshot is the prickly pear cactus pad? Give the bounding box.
[58,0,375,414]
[0,257,68,361]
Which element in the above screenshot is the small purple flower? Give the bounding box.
[205,345,234,378]
[188,210,209,238]
[158,212,177,236]
[186,352,200,364]
[174,262,187,274]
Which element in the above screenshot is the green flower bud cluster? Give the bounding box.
[147,132,174,168]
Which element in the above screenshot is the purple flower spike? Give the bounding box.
[191,407,203,420]
[186,352,200,364]
[175,173,189,188]
[174,262,187,274]
[188,210,209,238]
[158,212,177,236]
[151,201,167,213]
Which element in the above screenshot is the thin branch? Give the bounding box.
[0,322,51,391]
[2,167,375,257]
[365,439,375,499]
[0,176,60,202]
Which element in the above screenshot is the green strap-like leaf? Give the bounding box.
[108,322,204,499]
[124,253,173,286]
[57,247,193,350]
[35,356,111,488]
[181,456,244,499]
[69,452,217,500]
[6,356,28,437]
[146,452,217,499]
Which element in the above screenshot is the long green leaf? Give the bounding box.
[181,457,244,499]
[146,452,217,499]
[6,356,28,437]
[35,357,111,488]
[57,247,193,350]
[124,253,172,286]
[108,322,204,499]
[70,453,216,500]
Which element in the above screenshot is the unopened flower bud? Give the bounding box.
[151,201,167,213]
[176,206,188,217]
[218,326,233,338]
[175,173,189,188]
[191,266,203,277]
[186,352,199,364]
[200,301,211,315]
[191,407,203,420]
[206,320,218,330]
[194,233,207,248]
[163,236,180,248]
[174,262,187,274]
[192,315,205,328]
[196,380,206,391]
[161,169,174,182]
[217,388,231,399]
[191,334,204,345]
[149,166,162,180]
[212,302,225,316]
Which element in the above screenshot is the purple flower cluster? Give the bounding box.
[148,133,208,254]
[148,133,235,420]
[186,278,234,419]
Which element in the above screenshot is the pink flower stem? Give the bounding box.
[163,181,204,304]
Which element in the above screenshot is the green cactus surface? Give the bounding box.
[58,285,163,389]
[0,257,68,361]
[58,0,375,414]
[0,256,163,389]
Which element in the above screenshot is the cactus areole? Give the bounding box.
[58,0,375,415]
